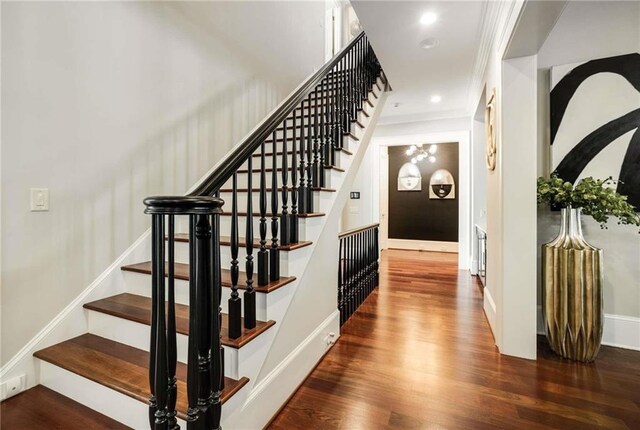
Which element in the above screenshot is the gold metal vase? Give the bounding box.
[542,207,604,362]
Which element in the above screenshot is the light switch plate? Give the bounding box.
[30,188,49,211]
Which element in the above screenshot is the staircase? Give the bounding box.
[13,33,386,429]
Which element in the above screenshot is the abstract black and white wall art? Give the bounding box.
[429,169,456,199]
[550,53,640,208]
[397,162,422,191]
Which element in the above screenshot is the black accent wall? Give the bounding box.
[388,143,459,242]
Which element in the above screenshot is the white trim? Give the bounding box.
[376,130,471,269]
[0,230,150,386]
[536,308,640,351]
[483,286,497,338]
[387,238,457,253]
[223,310,340,430]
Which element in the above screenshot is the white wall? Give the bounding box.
[470,91,487,274]
[1,1,325,365]
[536,1,640,319]
[467,0,530,357]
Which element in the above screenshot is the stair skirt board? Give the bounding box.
[225,310,340,429]
[2,75,386,428]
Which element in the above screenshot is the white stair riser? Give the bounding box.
[216,191,326,217]
[172,240,301,278]
[241,150,353,171]
[86,309,274,383]
[39,361,182,430]
[123,270,272,321]
[223,168,343,189]
[39,361,247,429]
[173,213,324,242]
[218,213,326,241]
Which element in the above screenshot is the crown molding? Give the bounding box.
[465,0,523,115]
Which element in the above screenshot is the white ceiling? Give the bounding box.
[352,1,488,124]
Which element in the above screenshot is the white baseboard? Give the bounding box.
[387,238,458,253]
[483,287,497,339]
[223,310,340,430]
[0,230,151,390]
[536,307,640,351]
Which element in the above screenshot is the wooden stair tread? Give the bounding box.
[0,385,131,430]
[219,186,336,193]
[172,233,312,251]
[236,165,345,173]
[84,293,275,349]
[34,334,248,421]
[121,262,295,293]
[219,211,325,218]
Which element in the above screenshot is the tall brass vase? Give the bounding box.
[542,208,603,362]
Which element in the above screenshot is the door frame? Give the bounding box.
[375,130,471,270]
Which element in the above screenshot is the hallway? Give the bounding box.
[268,250,640,429]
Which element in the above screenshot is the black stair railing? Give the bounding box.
[143,32,383,430]
[338,223,380,326]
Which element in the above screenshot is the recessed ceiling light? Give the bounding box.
[420,12,437,26]
[419,38,439,49]
[430,95,442,103]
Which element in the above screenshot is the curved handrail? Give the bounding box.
[188,32,367,197]
[338,223,380,239]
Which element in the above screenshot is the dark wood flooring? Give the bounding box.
[0,385,130,429]
[268,250,640,429]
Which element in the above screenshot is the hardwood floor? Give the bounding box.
[268,249,640,429]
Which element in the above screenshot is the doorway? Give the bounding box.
[376,131,471,269]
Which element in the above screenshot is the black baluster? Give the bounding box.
[166,216,178,430]
[281,118,290,246]
[152,214,168,430]
[148,215,160,428]
[305,94,314,213]
[228,174,242,339]
[298,100,307,215]
[375,226,380,287]
[195,215,213,427]
[245,156,256,329]
[258,142,269,286]
[337,57,345,151]
[360,38,366,109]
[290,109,299,243]
[186,215,199,427]
[330,65,339,163]
[350,43,357,121]
[312,86,320,188]
[318,80,326,188]
[270,130,280,281]
[324,73,333,167]
[209,211,223,430]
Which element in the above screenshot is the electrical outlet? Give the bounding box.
[325,332,337,346]
[1,374,26,400]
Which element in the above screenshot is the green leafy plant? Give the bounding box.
[537,175,640,230]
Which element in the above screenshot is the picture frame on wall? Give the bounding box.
[397,162,422,191]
